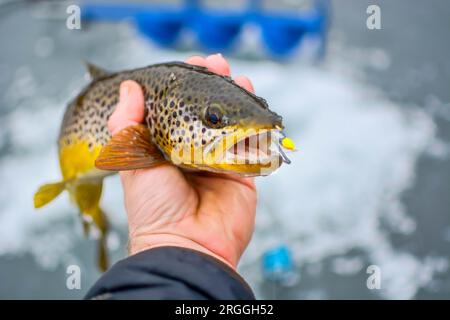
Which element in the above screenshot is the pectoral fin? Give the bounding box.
[34,181,66,208]
[95,124,166,171]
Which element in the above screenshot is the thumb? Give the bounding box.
[108,80,145,136]
[107,80,146,186]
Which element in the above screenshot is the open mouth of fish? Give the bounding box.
[203,129,292,166]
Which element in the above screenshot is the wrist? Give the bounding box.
[129,233,236,270]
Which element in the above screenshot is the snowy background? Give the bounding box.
[0,0,449,299]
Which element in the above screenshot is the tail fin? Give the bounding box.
[34,181,66,208]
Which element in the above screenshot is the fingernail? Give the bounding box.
[215,53,223,57]
[119,83,129,101]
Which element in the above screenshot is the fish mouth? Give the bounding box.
[203,128,291,169]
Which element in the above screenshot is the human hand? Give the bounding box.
[108,54,257,269]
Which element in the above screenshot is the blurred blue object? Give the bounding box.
[259,14,308,57]
[80,0,330,58]
[191,10,245,52]
[134,10,185,47]
[262,244,298,285]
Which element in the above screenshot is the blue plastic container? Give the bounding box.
[191,10,245,52]
[80,0,330,58]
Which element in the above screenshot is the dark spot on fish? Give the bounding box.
[184,115,190,122]
[189,125,194,131]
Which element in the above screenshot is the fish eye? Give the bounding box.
[204,103,224,128]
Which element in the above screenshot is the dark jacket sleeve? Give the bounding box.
[85,246,255,300]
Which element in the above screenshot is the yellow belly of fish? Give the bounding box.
[59,137,105,181]
[57,137,110,271]
[34,136,110,271]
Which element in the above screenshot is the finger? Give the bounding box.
[244,177,255,188]
[205,54,231,76]
[233,75,255,93]
[108,80,145,136]
[238,177,256,191]
[188,172,256,192]
[185,55,207,68]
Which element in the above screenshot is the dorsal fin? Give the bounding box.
[84,61,110,80]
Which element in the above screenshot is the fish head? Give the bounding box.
[156,69,291,176]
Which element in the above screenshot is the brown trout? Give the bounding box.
[34,61,294,271]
